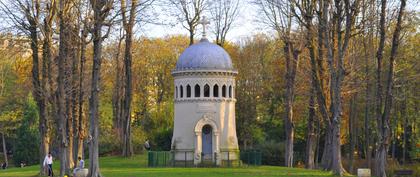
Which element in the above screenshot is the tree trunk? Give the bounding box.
[1,133,7,166]
[40,14,53,174]
[77,29,88,160]
[88,25,102,177]
[283,41,296,167]
[27,13,50,174]
[64,12,79,173]
[67,93,74,170]
[88,0,112,175]
[306,17,331,169]
[375,0,387,176]
[122,28,133,157]
[305,85,316,169]
[72,23,80,165]
[57,18,68,177]
[120,0,137,157]
[189,29,194,45]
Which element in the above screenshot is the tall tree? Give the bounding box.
[255,0,301,167]
[319,0,359,175]
[375,0,406,176]
[88,0,113,176]
[120,0,138,157]
[289,0,323,169]
[74,0,91,161]
[57,0,81,173]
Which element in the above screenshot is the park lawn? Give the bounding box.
[0,154,338,177]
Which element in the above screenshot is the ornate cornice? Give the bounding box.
[175,98,237,103]
[172,69,238,77]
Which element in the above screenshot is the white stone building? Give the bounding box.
[171,37,239,166]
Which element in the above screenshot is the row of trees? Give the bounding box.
[0,0,239,176]
[0,0,418,177]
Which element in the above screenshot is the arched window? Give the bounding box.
[229,86,232,98]
[213,84,219,97]
[180,85,184,98]
[195,84,200,97]
[175,86,178,98]
[204,84,210,97]
[186,85,191,98]
[222,85,226,97]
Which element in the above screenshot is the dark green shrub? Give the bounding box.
[257,141,284,166]
[152,128,173,151]
[12,95,39,166]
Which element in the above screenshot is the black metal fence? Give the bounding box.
[240,150,262,166]
[148,151,173,167]
[148,150,262,167]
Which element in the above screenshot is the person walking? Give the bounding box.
[43,152,53,177]
[144,140,151,151]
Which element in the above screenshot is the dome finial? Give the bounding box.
[198,16,210,39]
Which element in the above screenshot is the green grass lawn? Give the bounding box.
[0,154,337,177]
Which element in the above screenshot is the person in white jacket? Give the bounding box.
[43,152,53,177]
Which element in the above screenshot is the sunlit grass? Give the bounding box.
[0,154,337,177]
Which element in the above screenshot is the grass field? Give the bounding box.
[0,154,338,177]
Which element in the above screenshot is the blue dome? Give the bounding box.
[175,39,233,70]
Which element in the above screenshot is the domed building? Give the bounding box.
[171,23,239,166]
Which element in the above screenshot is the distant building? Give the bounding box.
[0,33,31,58]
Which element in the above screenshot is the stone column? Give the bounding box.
[194,132,202,165]
[214,132,221,165]
[210,83,213,98]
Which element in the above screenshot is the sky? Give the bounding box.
[0,0,418,43]
[137,1,268,43]
[136,0,419,44]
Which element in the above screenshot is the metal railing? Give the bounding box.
[148,151,173,167]
[148,150,262,167]
[240,150,262,166]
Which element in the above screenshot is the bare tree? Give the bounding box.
[291,0,360,174]
[168,0,207,45]
[57,0,83,174]
[319,0,359,174]
[289,0,323,169]
[210,0,239,46]
[375,0,406,176]
[255,0,302,167]
[88,0,114,176]
[40,1,56,174]
[120,0,138,157]
[74,0,91,162]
